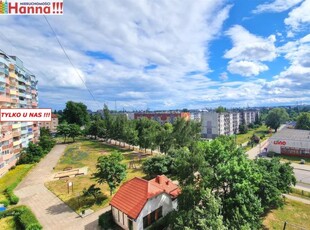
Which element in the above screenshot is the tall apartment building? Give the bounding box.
[201,110,259,138]
[0,50,39,176]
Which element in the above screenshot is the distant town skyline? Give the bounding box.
[0,0,309,110]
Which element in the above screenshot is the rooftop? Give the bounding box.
[269,128,310,141]
[109,175,180,220]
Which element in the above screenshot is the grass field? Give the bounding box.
[0,216,18,230]
[263,199,310,229]
[236,125,271,146]
[276,155,310,165]
[46,139,148,213]
[0,164,33,193]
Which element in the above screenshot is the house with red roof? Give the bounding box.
[110,175,181,230]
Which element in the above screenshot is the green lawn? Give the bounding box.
[236,125,271,146]
[263,199,310,229]
[276,155,310,165]
[0,164,33,193]
[0,216,18,230]
[46,139,148,213]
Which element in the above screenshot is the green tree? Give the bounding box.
[123,120,138,150]
[215,106,226,113]
[295,112,310,130]
[136,118,159,153]
[57,122,70,143]
[255,158,296,210]
[68,124,81,142]
[93,152,126,196]
[86,119,105,139]
[142,155,173,178]
[238,124,248,134]
[63,101,90,126]
[18,143,44,164]
[172,186,226,230]
[157,123,174,154]
[265,108,289,132]
[38,127,56,153]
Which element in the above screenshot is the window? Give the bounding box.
[128,219,133,230]
[143,206,163,228]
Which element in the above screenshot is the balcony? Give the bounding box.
[18,84,26,90]
[10,89,18,95]
[19,92,26,97]
[12,131,21,137]
[0,75,6,83]
[13,140,21,146]
[1,125,12,132]
[0,67,9,75]
[9,72,16,79]
[0,95,11,103]
[1,133,13,141]
[0,85,5,93]
[2,143,13,150]
[9,64,14,70]
[12,123,21,129]
[13,148,20,154]
[21,129,28,135]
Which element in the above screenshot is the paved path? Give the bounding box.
[15,144,110,230]
[283,194,310,205]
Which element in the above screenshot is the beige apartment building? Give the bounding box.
[38,114,58,134]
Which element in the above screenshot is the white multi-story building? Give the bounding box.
[0,50,39,176]
[201,110,259,138]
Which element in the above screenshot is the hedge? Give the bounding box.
[98,210,116,230]
[5,186,19,205]
[0,206,42,230]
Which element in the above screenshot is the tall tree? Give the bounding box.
[63,101,90,126]
[265,108,289,132]
[123,120,138,150]
[157,123,174,154]
[93,152,126,196]
[68,124,81,142]
[295,112,310,130]
[57,122,70,143]
[172,186,226,230]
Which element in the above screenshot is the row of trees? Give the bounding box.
[142,136,296,229]
[84,105,201,154]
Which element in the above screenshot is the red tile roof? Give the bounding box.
[110,175,180,220]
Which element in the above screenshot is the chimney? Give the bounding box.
[155,176,160,183]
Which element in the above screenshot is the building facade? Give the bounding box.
[0,50,39,176]
[134,112,190,124]
[201,110,259,138]
[110,175,180,230]
[38,114,58,134]
[268,129,310,158]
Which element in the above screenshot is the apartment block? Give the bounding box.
[0,50,39,176]
[201,110,259,138]
[134,112,190,124]
[38,114,59,134]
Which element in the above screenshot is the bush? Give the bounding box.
[0,206,42,230]
[0,199,9,207]
[17,207,42,230]
[267,152,275,158]
[5,187,19,205]
[98,210,115,230]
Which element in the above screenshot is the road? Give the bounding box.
[294,168,310,191]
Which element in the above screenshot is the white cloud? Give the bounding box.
[285,0,310,30]
[227,61,269,77]
[253,0,304,13]
[224,25,276,76]
[219,72,228,81]
[0,0,233,110]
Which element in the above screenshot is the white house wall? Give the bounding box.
[135,193,175,230]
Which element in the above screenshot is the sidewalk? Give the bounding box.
[283,194,310,205]
[290,163,310,172]
[15,144,110,230]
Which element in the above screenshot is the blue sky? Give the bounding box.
[0,0,309,111]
